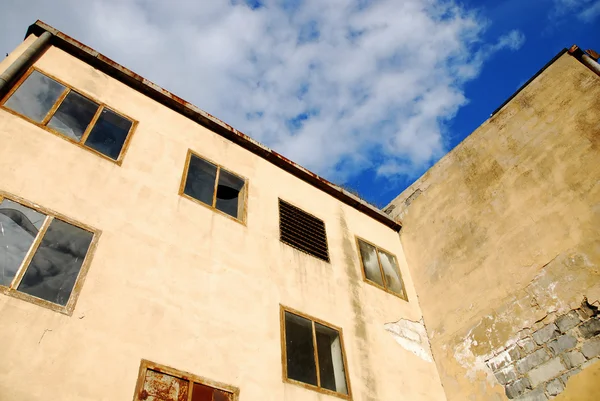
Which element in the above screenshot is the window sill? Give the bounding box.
[283,377,352,400]
[363,278,409,302]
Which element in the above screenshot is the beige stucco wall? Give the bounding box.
[0,42,446,400]
[386,53,600,400]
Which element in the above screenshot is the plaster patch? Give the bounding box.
[385,318,433,362]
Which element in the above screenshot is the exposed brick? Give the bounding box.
[495,364,518,385]
[562,350,586,369]
[578,317,600,339]
[518,337,537,354]
[527,357,566,387]
[581,337,600,359]
[514,388,548,401]
[555,311,581,333]
[507,344,522,360]
[547,334,577,355]
[488,349,515,371]
[577,302,598,320]
[581,357,600,369]
[532,324,559,345]
[546,378,564,396]
[517,349,551,374]
[559,368,581,386]
[505,377,532,399]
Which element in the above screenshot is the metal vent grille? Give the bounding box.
[279,199,329,262]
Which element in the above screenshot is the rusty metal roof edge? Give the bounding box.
[25,20,401,231]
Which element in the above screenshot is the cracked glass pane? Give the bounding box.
[0,199,46,287]
[18,218,93,305]
[358,239,384,286]
[379,250,406,298]
[184,155,218,207]
[47,91,99,141]
[4,70,66,122]
[215,168,245,219]
[315,322,348,394]
[285,311,317,386]
[84,108,132,160]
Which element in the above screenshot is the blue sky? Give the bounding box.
[1,0,599,208]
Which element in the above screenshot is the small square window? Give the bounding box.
[0,192,99,314]
[133,360,239,401]
[281,306,350,398]
[180,150,247,222]
[1,68,136,163]
[356,237,408,300]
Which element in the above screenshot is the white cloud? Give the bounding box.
[0,0,523,184]
[552,0,600,21]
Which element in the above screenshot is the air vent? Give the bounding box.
[279,199,329,262]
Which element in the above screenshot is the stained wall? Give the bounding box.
[0,36,445,400]
[385,52,600,400]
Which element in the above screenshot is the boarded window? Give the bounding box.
[1,68,135,162]
[281,307,349,397]
[0,193,97,313]
[180,150,247,222]
[278,199,329,262]
[134,360,239,401]
[356,237,407,300]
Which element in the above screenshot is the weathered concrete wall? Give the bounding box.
[0,43,446,400]
[386,52,600,400]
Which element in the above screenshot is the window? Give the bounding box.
[356,237,407,300]
[280,306,350,398]
[278,199,329,262]
[179,150,247,222]
[133,360,239,401]
[0,191,99,314]
[1,68,136,163]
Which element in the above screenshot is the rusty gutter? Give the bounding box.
[25,20,401,231]
[568,45,600,77]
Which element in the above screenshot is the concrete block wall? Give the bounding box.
[485,300,600,400]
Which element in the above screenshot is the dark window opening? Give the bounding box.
[2,68,135,161]
[181,151,246,222]
[282,308,349,396]
[0,194,96,310]
[279,199,329,262]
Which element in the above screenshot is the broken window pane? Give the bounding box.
[315,323,348,394]
[0,199,46,287]
[379,250,406,298]
[285,311,317,386]
[47,90,99,141]
[142,369,189,401]
[358,239,384,286]
[84,108,132,160]
[184,155,218,207]
[4,70,66,122]
[18,218,93,306]
[215,168,245,219]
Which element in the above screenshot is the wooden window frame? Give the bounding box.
[178,149,249,225]
[355,236,408,301]
[278,198,331,263]
[279,305,352,400]
[0,66,138,166]
[132,359,240,401]
[0,190,101,315]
